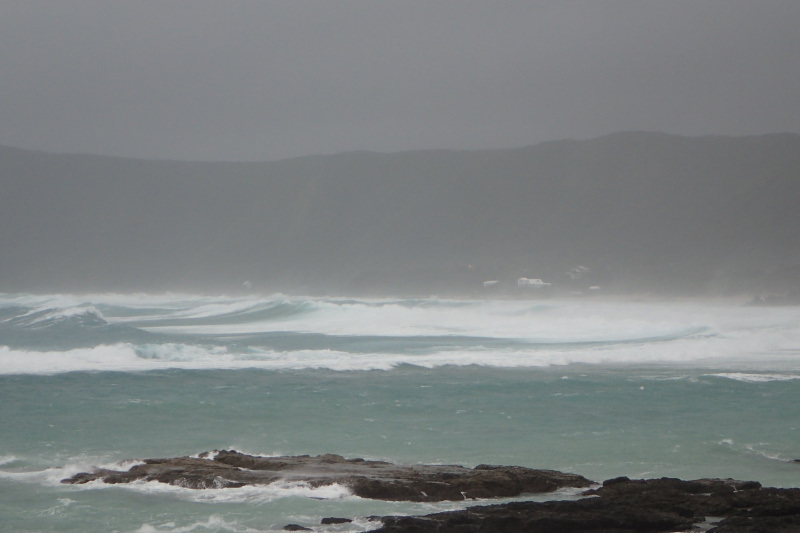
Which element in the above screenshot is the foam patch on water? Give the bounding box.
[717,439,797,463]
[88,479,355,505]
[0,454,354,505]
[0,344,392,374]
[189,449,290,461]
[0,344,164,374]
[2,333,800,374]
[0,456,145,487]
[708,373,800,383]
[134,515,268,533]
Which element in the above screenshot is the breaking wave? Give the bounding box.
[5,305,108,329]
[1,292,799,374]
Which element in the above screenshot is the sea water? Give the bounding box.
[1,292,798,532]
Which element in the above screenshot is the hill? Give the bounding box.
[1,132,798,296]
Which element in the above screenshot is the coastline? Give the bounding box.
[62,451,800,532]
[3,293,798,531]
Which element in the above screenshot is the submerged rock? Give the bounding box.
[61,450,592,501]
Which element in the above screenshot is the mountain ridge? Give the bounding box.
[2,132,798,295]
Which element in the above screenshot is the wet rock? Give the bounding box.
[60,450,592,501]
[282,525,312,531]
[372,477,800,533]
[376,498,694,533]
[709,514,800,532]
[62,451,800,531]
[320,517,352,524]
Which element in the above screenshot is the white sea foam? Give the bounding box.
[0,451,352,505]
[37,497,78,518]
[0,344,154,374]
[717,439,796,464]
[2,294,800,374]
[708,373,800,383]
[0,456,145,487]
[142,300,273,322]
[0,292,284,325]
[83,478,355,505]
[132,296,796,347]
[3,302,104,324]
[2,326,800,374]
[134,515,268,533]
[28,305,106,323]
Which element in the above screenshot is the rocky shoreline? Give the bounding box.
[62,450,592,501]
[62,451,800,532]
[373,476,800,532]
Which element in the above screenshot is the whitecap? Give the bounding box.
[708,373,800,383]
[3,294,800,374]
[717,439,796,464]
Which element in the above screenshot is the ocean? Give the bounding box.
[1,292,798,532]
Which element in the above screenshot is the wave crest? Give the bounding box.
[2,293,800,374]
[4,305,108,329]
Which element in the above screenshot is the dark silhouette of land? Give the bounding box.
[2,132,798,296]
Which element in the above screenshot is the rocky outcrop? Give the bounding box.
[373,476,800,532]
[61,450,592,501]
[61,452,800,531]
[320,517,352,525]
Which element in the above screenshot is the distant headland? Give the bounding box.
[2,132,799,298]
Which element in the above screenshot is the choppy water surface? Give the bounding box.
[1,292,799,532]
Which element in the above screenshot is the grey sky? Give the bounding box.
[1,1,799,161]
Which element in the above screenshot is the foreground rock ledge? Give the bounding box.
[61,450,592,501]
[374,477,800,533]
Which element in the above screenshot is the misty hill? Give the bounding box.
[1,132,799,296]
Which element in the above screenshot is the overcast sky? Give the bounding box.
[1,1,799,161]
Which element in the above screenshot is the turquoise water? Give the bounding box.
[1,293,799,532]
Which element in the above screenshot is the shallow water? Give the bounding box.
[1,293,798,532]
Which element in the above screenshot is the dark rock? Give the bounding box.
[371,477,800,533]
[601,475,630,486]
[709,514,800,532]
[60,451,800,532]
[60,450,592,501]
[376,498,694,533]
[320,517,352,524]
